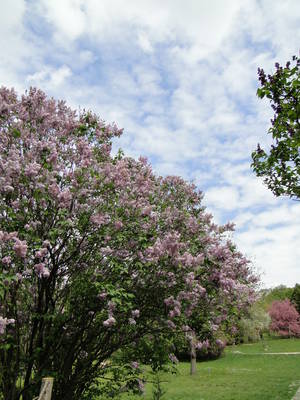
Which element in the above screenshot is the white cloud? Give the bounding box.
[234,221,300,288]
[39,0,86,42]
[0,0,25,33]
[1,0,300,288]
[253,204,300,228]
[238,0,300,61]
[26,65,72,90]
[39,0,241,53]
[0,0,29,90]
[78,50,96,65]
[233,212,254,228]
[137,32,153,53]
[205,186,240,211]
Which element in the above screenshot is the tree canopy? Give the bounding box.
[291,283,300,314]
[0,87,258,400]
[252,54,300,199]
[257,285,293,311]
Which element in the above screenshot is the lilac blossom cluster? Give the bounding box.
[0,316,15,334]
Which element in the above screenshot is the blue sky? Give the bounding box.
[1,0,300,287]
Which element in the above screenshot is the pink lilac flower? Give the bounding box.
[35,248,48,258]
[140,206,152,216]
[97,292,107,300]
[0,317,15,334]
[169,353,179,364]
[182,325,191,332]
[114,220,123,230]
[42,240,50,248]
[91,213,106,226]
[196,341,203,350]
[48,183,59,197]
[216,339,225,348]
[164,296,174,307]
[2,256,11,264]
[4,185,14,193]
[103,317,116,327]
[108,301,115,313]
[166,320,176,329]
[132,309,140,318]
[138,380,145,393]
[58,189,72,207]
[24,162,40,178]
[34,263,50,278]
[42,268,50,278]
[15,273,22,281]
[13,239,28,258]
[173,306,181,316]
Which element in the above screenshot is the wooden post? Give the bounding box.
[190,336,197,375]
[36,377,54,400]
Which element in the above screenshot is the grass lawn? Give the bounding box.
[122,338,300,400]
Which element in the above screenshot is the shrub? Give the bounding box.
[239,306,271,343]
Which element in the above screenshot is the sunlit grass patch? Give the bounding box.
[120,338,300,400]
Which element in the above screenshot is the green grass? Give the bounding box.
[123,339,300,400]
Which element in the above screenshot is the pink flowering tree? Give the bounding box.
[173,240,258,373]
[0,87,258,400]
[269,299,300,337]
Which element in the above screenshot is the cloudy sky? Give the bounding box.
[1,0,300,288]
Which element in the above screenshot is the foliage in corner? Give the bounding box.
[252,54,300,198]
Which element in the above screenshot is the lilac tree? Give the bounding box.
[0,87,258,399]
[175,239,258,372]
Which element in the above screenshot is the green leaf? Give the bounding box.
[12,128,21,138]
